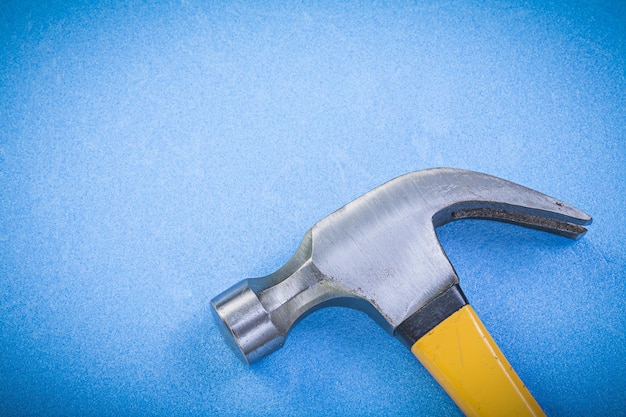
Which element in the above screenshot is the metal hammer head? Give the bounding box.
[211,168,591,364]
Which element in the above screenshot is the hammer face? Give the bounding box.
[211,280,285,364]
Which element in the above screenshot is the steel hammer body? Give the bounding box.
[211,168,591,416]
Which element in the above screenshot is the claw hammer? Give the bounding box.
[211,168,591,416]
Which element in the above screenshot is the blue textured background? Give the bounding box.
[1,1,625,416]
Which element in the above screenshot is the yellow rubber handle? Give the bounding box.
[411,305,546,417]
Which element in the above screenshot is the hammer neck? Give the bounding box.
[254,259,342,334]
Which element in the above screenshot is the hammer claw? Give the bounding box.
[446,206,589,239]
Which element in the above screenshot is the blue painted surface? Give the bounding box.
[1,1,624,416]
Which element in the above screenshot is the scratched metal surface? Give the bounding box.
[1,1,624,416]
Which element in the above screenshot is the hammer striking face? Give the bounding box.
[211,168,591,417]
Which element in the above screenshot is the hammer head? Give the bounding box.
[211,168,591,364]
